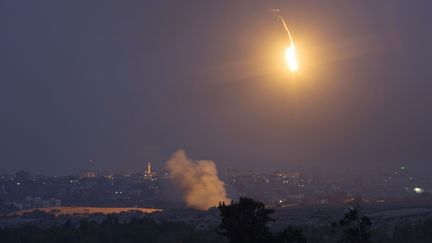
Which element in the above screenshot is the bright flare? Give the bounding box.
[273,9,298,72]
[285,43,298,72]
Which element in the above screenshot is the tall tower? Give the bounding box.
[147,161,151,175]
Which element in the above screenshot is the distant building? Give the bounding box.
[13,197,61,210]
[81,171,97,178]
[274,171,301,184]
[144,161,155,179]
[81,159,97,178]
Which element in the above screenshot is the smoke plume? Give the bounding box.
[166,150,230,210]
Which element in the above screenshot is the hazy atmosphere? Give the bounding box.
[1,0,431,175]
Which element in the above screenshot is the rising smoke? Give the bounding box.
[165,150,230,210]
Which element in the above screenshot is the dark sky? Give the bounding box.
[1,1,431,175]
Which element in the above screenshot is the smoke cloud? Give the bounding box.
[166,150,230,210]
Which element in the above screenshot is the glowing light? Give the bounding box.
[414,187,424,194]
[285,43,298,72]
[273,9,299,72]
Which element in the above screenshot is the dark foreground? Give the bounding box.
[2,198,432,243]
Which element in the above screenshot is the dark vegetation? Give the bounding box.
[391,218,432,243]
[333,202,372,243]
[218,197,306,243]
[0,197,431,242]
[0,216,225,243]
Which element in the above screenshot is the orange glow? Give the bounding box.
[285,43,298,72]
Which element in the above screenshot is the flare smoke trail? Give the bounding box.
[166,150,230,210]
[272,8,294,44]
[272,8,298,71]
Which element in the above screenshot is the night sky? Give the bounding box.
[1,1,431,175]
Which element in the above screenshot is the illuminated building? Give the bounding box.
[81,159,97,178]
[81,171,96,178]
[144,161,155,180]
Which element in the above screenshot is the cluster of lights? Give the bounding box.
[148,185,158,191]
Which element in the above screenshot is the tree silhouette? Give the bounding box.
[336,202,372,243]
[218,197,274,243]
[218,197,306,243]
